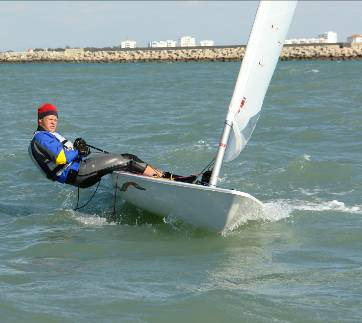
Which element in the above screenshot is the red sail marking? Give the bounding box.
[237,97,247,114]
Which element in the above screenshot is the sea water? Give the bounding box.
[0,61,361,322]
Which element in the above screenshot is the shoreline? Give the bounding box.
[1,43,361,63]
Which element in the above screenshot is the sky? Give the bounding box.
[0,1,361,51]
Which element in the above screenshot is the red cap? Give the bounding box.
[38,103,58,119]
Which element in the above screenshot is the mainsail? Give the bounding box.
[223,1,297,162]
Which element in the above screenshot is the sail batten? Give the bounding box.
[223,1,297,162]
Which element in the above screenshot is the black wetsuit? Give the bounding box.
[65,153,148,188]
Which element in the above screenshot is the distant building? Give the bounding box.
[121,40,137,49]
[149,41,166,48]
[200,40,215,47]
[180,36,196,47]
[318,31,338,43]
[347,34,362,43]
[285,38,320,45]
[148,41,158,48]
[148,40,177,48]
[285,31,338,45]
[166,40,177,47]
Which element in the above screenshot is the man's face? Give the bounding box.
[39,115,58,132]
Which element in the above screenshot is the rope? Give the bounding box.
[74,179,102,211]
[113,173,119,217]
[198,157,215,176]
[85,143,110,154]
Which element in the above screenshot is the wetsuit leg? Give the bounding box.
[120,154,149,173]
[67,154,147,188]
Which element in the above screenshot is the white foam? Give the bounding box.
[163,214,191,232]
[225,198,361,233]
[223,204,271,234]
[72,213,112,226]
[261,200,294,221]
[62,190,76,209]
[62,191,116,226]
[298,188,321,196]
[192,139,213,151]
[296,187,355,198]
[303,154,311,161]
[293,199,361,214]
[65,207,115,226]
[264,199,362,216]
[330,190,355,196]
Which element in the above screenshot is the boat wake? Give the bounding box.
[224,198,362,234]
[259,198,362,227]
[265,199,362,215]
[62,188,361,233]
[69,210,113,226]
[66,198,362,233]
[62,190,115,226]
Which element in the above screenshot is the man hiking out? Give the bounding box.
[29,103,196,188]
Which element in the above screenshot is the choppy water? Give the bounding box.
[0,61,361,322]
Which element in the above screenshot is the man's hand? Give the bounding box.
[74,138,90,157]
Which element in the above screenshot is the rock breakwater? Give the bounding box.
[1,44,361,63]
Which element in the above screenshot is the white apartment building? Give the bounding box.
[148,40,177,48]
[200,40,215,46]
[318,31,338,43]
[121,40,137,49]
[285,31,338,45]
[166,40,177,47]
[285,38,320,45]
[180,36,196,47]
[149,41,167,48]
[347,34,362,43]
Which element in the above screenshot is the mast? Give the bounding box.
[209,114,233,187]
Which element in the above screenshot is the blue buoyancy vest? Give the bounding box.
[29,130,80,183]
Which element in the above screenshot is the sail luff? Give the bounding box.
[224,0,297,162]
[209,0,297,187]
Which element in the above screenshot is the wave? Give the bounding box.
[307,69,320,73]
[223,198,362,234]
[62,187,362,234]
[264,198,362,218]
[192,139,213,151]
[69,210,113,226]
[67,196,362,231]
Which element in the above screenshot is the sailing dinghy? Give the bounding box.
[112,1,297,232]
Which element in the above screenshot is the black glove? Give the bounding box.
[74,138,90,157]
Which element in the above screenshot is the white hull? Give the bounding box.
[112,171,264,232]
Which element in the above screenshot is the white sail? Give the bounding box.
[224,1,297,162]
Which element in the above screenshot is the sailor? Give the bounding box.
[29,102,177,188]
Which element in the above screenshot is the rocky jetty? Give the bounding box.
[1,44,361,63]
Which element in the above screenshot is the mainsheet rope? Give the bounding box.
[74,179,101,211]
